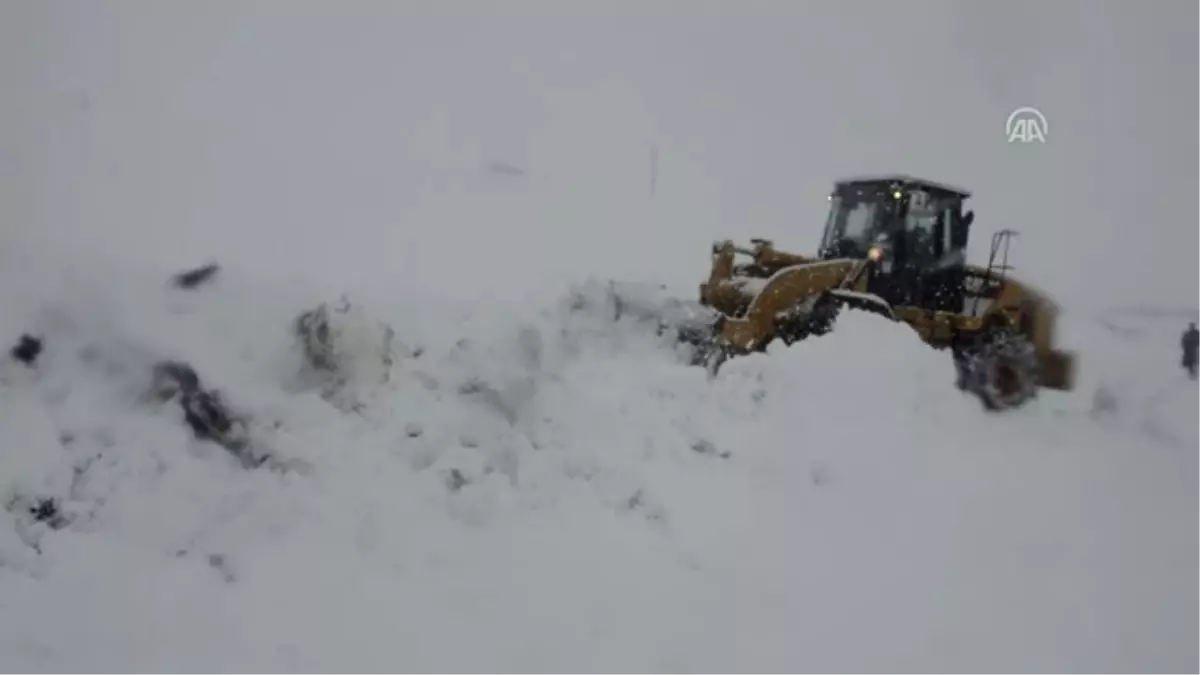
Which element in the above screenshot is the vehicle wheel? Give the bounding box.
[776,293,839,345]
[963,330,1040,410]
[807,294,840,337]
[952,348,971,391]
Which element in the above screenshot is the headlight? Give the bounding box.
[868,245,883,261]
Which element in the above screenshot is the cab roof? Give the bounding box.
[834,173,971,199]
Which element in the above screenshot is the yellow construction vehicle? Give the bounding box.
[683,174,1076,410]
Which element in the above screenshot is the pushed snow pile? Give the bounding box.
[0,248,1195,672]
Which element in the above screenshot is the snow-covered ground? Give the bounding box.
[0,235,1194,673]
[3,2,1196,672]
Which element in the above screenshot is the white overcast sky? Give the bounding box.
[1,0,1196,311]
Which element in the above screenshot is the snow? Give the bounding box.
[2,2,1196,671]
[731,276,769,296]
[833,174,973,198]
[0,238,1194,673]
[827,288,897,316]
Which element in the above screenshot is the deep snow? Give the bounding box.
[0,238,1194,673]
[2,2,1196,672]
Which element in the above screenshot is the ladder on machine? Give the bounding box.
[969,229,1017,317]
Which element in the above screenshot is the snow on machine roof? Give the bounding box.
[834,173,972,199]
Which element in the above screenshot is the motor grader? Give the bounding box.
[686,174,1076,410]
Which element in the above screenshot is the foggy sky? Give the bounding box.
[1,0,1196,311]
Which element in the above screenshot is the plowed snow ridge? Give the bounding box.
[0,246,1195,672]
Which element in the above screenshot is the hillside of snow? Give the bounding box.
[0,238,1195,673]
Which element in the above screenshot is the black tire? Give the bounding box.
[962,330,1040,410]
[952,348,972,391]
[776,293,839,345]
[807,294,840,337]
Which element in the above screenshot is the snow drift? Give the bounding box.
[0,242,1195,673]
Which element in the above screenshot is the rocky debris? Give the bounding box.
[170,262,221,290]
[13,496,69,530]
[149,360,264,468]
[295,304,339,374]
[293,298,403,406]
[622,488,667,523]
[290,298,450,423]
[4,494,71,554]
[445,468,469,492]
[690,439,731,459]
[10,334,42,366]
[28,497,60,525]
[207,553,237,583]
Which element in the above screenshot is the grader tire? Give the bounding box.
[964,330,1040,411]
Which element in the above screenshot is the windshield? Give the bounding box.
[821,196,890,255]
[905,208,939,261]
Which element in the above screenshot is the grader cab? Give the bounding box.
[692,174,1076,410]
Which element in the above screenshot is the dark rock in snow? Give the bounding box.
[29,498,66,528]
[445,468,469,492]
[170,262,221,290]
[5,495,69,531]
[690,439,731,459]
[207,553,236,583]
[151,360,201,398]
[292,299,400,396]
[294,305,336,372]
[150,360,262,467]
[10,334,42,365]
